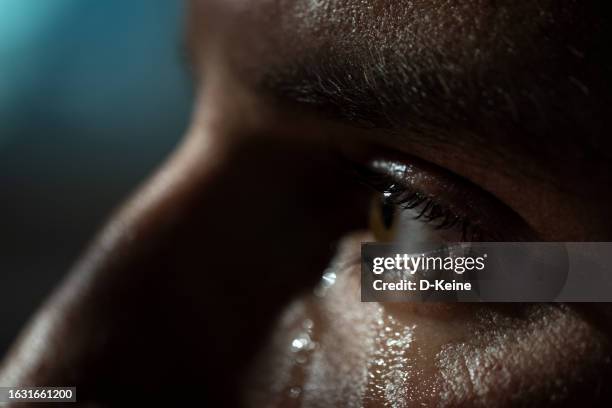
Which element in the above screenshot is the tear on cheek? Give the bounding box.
[243,235,611,407]
[243,233,376,407]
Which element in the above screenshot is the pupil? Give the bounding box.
[380,196,396,230]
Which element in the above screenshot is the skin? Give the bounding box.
[1,0,611,406]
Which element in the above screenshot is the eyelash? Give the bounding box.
[348,162,485,241]
[384,188,480,240]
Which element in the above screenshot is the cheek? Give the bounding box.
[244,234,443,407]
[244,234,610,407]
[244,234,379,407]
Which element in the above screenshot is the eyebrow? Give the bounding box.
[257,52,462,130]
[252,45,612,191]
[254,47,602,149]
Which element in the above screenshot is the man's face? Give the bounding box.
[1,1,611,406]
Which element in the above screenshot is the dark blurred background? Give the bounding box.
[0,0,192,356]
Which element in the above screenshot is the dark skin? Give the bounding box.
[1,1,612,406]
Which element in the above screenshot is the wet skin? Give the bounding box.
[1,1,612,406]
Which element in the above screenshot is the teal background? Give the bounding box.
[0,0,193,354]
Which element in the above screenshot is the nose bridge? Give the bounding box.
[0,133,222,400]
[0,129,364,404]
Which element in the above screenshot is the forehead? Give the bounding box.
[194,0,598,69]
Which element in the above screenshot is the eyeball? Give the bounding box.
[369,194,399,242]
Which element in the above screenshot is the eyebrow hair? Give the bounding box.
[259,53,453,130]
[254,45,612,192]
[259,48,583,130]
[254,45,611,159]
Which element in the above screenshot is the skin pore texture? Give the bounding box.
[1,0,612,406]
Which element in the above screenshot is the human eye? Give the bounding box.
[340,150,536,245]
